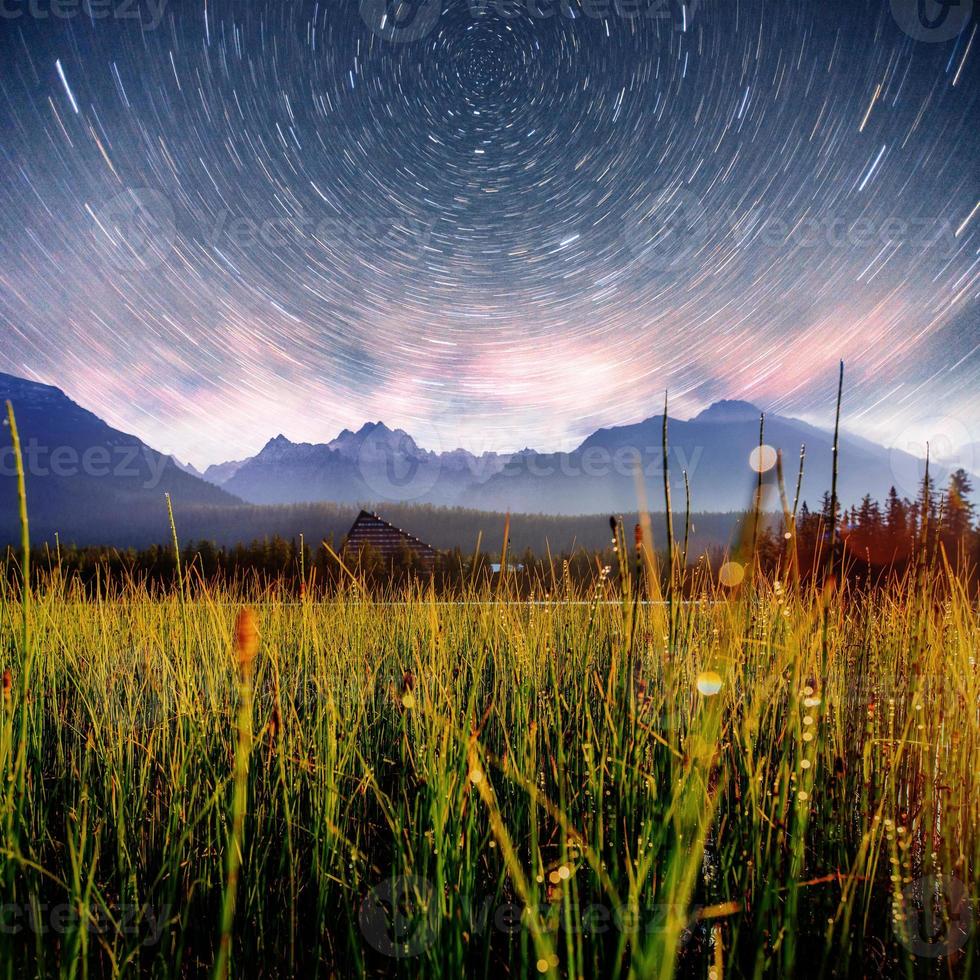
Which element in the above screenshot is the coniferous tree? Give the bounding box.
[885,486,907,537]
[942,469,976,562]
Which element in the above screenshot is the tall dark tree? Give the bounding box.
[885,486,907,537]
[942,469,976,561]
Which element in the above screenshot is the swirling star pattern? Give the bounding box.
[0,0,977,468]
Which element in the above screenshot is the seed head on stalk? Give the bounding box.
[215,606,259,980]
[234,608,259,679]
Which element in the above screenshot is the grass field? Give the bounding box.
[0,551,976,978]
[1,393,978,978]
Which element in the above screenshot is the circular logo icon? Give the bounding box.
[888,415,975,497]
[359,874,439,958]
[623,189,709,275]
[356,423,443,502]
[890,0,974,42]
[894,875,974,958]
[98,188,176,272]
[359,0,442,44]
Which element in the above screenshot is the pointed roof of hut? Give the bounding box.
[342,510,438,566]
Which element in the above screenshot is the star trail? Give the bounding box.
[0,0,976,468]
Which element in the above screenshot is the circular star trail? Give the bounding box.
[0,0,977,467]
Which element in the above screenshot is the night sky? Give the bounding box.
[0,0,977,468]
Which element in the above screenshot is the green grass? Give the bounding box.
[2,387,978,977]
[0,558,976,977]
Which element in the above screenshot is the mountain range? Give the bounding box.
[198,398,956,515]
[1,371,970,545]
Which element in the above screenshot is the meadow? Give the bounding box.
[0,400,978,978]
[0,542,976,978]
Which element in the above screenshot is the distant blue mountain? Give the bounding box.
[1,372,239,543]
[465,405,928,515]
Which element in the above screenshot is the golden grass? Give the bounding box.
[0,560,976,977]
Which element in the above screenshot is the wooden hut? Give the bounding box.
[342,510,438,571]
